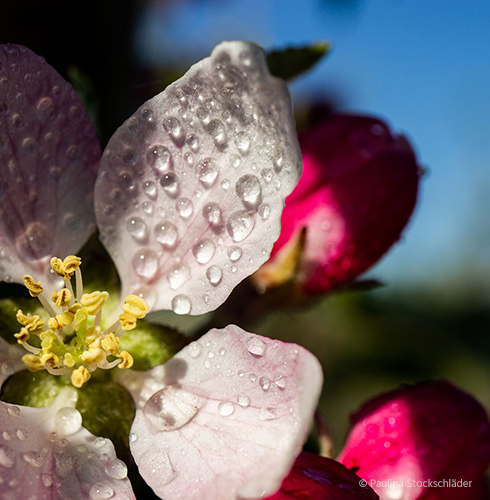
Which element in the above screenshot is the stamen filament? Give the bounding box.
[21,343,41,355]
[46,366,72,376]
[36,293,57,318]
[100,358,122,370]
[75,266,83,302]
[64,277,75,305]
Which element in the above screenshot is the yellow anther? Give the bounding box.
[62,255,82,277]
[85,326,101,344]
[64,353,75,368]
[117,351,134,369]
[14,328,30,344]
[22,354,45,372]
[80,291,109,315]
[119,312,137,331]
[40,350,59,367]
[71,366,90,388]
[50,257,65,277]
[74,307,88,330]
[52,288,72,308]
[101,333,119,355]
[22,275,43,297]
[16,310,44,334]
[40,331,55,350]
[81,339,105,365]
[121,295,150,319]
[48,311,74,330]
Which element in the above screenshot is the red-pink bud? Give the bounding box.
[264,451,379,500]
[338,381,490,500]
[260,114,420,295]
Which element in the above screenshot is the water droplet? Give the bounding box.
[168,263,190,290]
[0,445,16,468]
[127,116,141,132]
[202,202,222,226]
[259,376,270,391]
[105,459,128,480]
[247,337,267,356]
[146,145,172,171]
[155,221,178,248]
[171,295,191,315]
[188,341,203,358]
[207,119,227,147]
[132,249,158,278]
[236,175,262,208]
[16,428,28,440]
[176,197,193,218]
[118,171,133,190]
[184,152,193,165]
[193,239,215,264]
[37,96,57,123]
[227,211,255,242]
[159,171,179,198]
[258,203,270,220]
[218,401,235,417]
[196,158,218,187]
[234,131,251,154]
[23,450,44,468]
[69,105,82,122]
[41,473,53,487]
[55,407,82,436]
[126,217,147,242]
[144,386,202,429]
[94,437,107,448]
[261,168,273,183]
[163,116,185,147]
[186,134,199,152]
[122,148,137,165]
[249,373,257,382]
[227,246,242,261]
[22,137,38,155]
[206,265,222,286]
[221,178,230,190]
[275,374,286,389]
[129,433,137,443]
[7,405,20,418]
[237,395,250,407]
[89,483,114,499]
[259,407,279,421]
[230,154,241,168]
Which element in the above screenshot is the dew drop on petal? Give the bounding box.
[16,428,28,440]
[176,197,193,218]
[105,459,128,480]
[171,295,191,315]
[237,395,250,407]
[143,181,157,199]
[261,168,273,183]
[226,211,255,242]
[7,405,20,418]
[207,119,227,147]
[142,201,153,215]
[258,203,270,220]
[230,154,241,168]
[192,239,215,264]
[202,202,222,225]
[218,401,235,417]
[206,265,222,286]
[146,145,172,171]
[132,249,158,278]
[89,482,114,500]
[259,407,279,421]
[126,217,147,242]
[159,171,179,198]
[196,158,219,187]
[275,374,286,389]
[37,96,57,123]
[55,407,82,436]
[0,445,16,468]
[163,116,185,147]
[155,221,178,248]
[188,341,203,358]
[259,376,270,391]
[23,450,44,468]
[186,133,199,152]
[227,246,242,262]
[168,263,190,290]
[236,174,262,208]
[234,131,251,154]
[42,473,53,487]
[247,337,267,356]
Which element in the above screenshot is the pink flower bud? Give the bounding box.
[255,114,420,295]
[265,451,379,500]
[338,381,490,500]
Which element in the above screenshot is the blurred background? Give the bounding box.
[2,0,489,452]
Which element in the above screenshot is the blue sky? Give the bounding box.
[135,0,490,288]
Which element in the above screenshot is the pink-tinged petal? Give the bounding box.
[338,381,490,500]
[257,114,419,295]
[264,451,379,500]
[120,325,322,499]
[0,389,135,499]
[0,44,101,288]
[0,337,23,388]
[95,41,302,315]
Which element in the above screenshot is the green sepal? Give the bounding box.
[266,41,330,81]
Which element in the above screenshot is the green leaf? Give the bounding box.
[266,41,330,81]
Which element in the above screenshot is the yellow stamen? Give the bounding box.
[71,366,90,388]
[85,326,101,344]
[81,339,106,365]
[14,328,30,344]
[119,312,137,331]
[52,289,72,308]
[50,257,65,277]
[80,291,109,315]
[16,310,44,334]
[117,351,134,369]
[22,354,45,371]
[101,333,119,355]
[64,353,76,368]
[51,255,82,279]
[121,294,150,319]
[40,350,59,367]
[22,275,43,297]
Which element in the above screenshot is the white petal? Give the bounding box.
[0,389,135,499]
[95,41,302,315]
[0,337,24,389]
[0,45,101,287]
[124,325,322,499]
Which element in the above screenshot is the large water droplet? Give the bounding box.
[227,246,242,261]
[188,341,203,358]
[144,386,203,429]
[37,96,57,123]
[207,119,227,147]
[22,137,38,155]
[132,249,158,278]
[163,116,185,147]
[192,239,215,264]
[218,401,235,417]
[176,197,193,218]
[105,459,128,480]
[247,337,267,356]
[196,158,219,187]
[171,295,192,315]
[186,134,199,152]
[126,217,147,242]
[146,145,172,171]
[159,171,179,198]
[202,202,222,226]
[168,263,190,290]
[236,175,262,209]
[89,483,114,500]
[23,450,44,468]
[226,211,255,242]
[206,265,222,286]
[155,221,178,249]
[55,407,82,436]
[234,131,251,154]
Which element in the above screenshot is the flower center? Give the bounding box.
[14,255,149,388]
